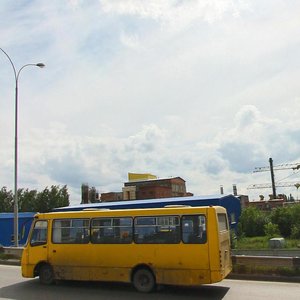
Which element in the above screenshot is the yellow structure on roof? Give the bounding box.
[128,173,157,182]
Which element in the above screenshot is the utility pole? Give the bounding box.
[269,158,276,199]
[249,159,300,198]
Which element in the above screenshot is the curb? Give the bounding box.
[228,273,300,283]
[0,259,21,266]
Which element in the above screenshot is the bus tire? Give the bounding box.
[39,264,54,285]
[132,268,156,293]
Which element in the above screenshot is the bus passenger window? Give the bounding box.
[30,220,48,246]
[217,214,228,232]
[52,219,90,244]
[134,216,180,244]
[91,217,133,244]
[182,215,206,244]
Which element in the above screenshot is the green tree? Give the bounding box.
[34,185,69,213]
[290,204,300,226]
[238,206,268,237]
[48,185,69,210]
[54,185,69,208]
[1,185,69,213]
[34,187,50,212]
[270,206,293,237]
[0,187,13,212]
[291,225,300,239]
[18,189,38,212]
[290,204,300,238]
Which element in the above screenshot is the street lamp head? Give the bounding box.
[36,63,45,68]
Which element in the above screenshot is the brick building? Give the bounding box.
[100,192,123,202]
[123,177,191,200]
[101,176,192,202]
[246,198,285,211]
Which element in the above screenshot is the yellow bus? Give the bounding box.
[21,205,232,292]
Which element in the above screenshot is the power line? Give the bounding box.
[253,162,300,172]
[250,158,300,197]
[276,169,300,183]
[248,181,300,190]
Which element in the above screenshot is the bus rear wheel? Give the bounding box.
[39,264,54,285]
[132,268,156,293]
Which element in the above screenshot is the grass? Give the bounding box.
[235,236,300,250]
[236,236,268,249]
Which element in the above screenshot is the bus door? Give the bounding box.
[27,220,49,266]
[47,219,90,280]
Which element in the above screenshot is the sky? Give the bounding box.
[1,0,300,205]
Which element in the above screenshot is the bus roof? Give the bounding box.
[52,194,238,212]
[39,205,226,219]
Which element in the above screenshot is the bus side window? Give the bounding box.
[52,219,90,244]
[134,216,180,244]
[217,213,228,232]
[182,215,206,244]
[30,220,48,246]
[91,217,133,244]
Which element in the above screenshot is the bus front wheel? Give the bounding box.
[132,268,156,293]
[39,264,54,285]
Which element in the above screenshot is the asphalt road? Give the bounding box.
[0,265,299,300]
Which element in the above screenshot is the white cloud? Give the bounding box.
[1,1,300,204]
[120,31,141,49]
[100,0,248,25]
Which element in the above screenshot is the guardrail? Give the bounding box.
[232,249,300,257]
[232,255,300,268]
[2,247,23,258]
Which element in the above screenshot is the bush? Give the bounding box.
[264,222,280,238]
[291,225,300,239]
[270,207,293,237]
[238,207,268,237]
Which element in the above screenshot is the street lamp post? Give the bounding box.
[0,47,45,247]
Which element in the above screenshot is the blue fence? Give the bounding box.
[0,212,35,246]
